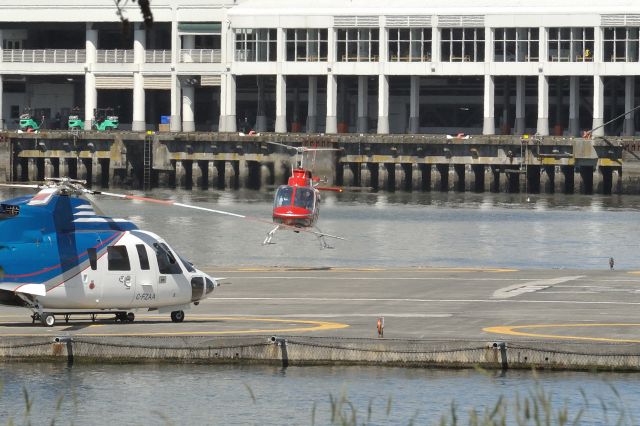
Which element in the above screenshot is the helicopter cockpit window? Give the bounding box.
[153,242,182,275]
[107,246,131,271]
[136,244,150,271]
[178,253,196,273]
[87,248,97,271]
[294,187,315,210]
[274,186,294,207]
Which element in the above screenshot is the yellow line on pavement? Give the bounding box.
[0,316,349,337]
[484,323,640,343]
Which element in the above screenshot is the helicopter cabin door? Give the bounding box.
[99,244,138,307]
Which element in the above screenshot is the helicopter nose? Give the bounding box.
[204,274,219,295]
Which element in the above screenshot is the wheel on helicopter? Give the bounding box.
[170,310,185,323]
[41,313,55,327]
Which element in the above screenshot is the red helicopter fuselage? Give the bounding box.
[272,168,320,228]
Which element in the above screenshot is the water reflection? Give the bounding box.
[2,188,640,269]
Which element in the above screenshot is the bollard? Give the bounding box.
[377,317,384,338]
[54,336,74,366]
[269,336,288,368]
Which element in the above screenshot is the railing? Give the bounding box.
[2,49,86,63]
[146,49,172,63]
[180,49,221,63]
[96,49,134,63]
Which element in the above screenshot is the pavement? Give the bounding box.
[2,267,640,345]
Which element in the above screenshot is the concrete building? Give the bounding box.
[1,0,640,136]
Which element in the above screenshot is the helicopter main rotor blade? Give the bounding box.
[93,191,248,219]
[0,183,41,189]
[92,190,345,240]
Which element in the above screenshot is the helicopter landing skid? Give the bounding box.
[263,225,280,245]
[314,226,333,250]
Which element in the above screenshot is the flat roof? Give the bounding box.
[228,0,640,15]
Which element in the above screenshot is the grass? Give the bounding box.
[1,371,635,425]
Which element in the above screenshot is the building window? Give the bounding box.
[337,28,379,62]
[440,28,485,62]
[286,29,328,62]
[234,28,277,62]
[548,27,594,62]
[388,28,432,62]
[603,27,639,62]
[494,28,539,62]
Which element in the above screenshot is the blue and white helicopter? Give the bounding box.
[0,178,219,326]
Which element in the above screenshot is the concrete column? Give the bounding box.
[624,76,636,136]
[409,76,420,133]
[192,161,203,189]
[483,74,495,135]
[76,159,87,181]
[182,35,196,132]
[255,76,267,132]
[170,73,182,132]
[307,75,318,133]
[175,160,187,189]
[59,158,68,179]
[554,166,565,194]
[357,76,368,133]
[515,76,526,134]
[378,163,388,190]
[537,74,549,136]
[0,75,3,130]
[207,161,218,189]
[326,74,338,133]
[569,76,580,136]
[539,26,548,63]
[132,73,145,131]
[484,165,492,193]
[91,157,101,187]
[85,25,98,130]
[377,74,389,134]
[170,17,181,132]
[132,26,146,131]
[44,158,54,179]
[219,73,236,132]
[182,84,195,132]
[594,26,603,63]
[275,74,287,133]
[431,26,440,63]
[592,75,604,137]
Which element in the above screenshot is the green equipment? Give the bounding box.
[68,106,84,130]
[18,108,42,132]
[94,108,119,131]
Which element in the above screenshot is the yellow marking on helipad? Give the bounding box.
[484,323,640,343]
[0,315,349,337]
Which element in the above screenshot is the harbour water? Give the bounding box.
[65,189,640,270]
[0,363,638,425]
[2,187,640,424]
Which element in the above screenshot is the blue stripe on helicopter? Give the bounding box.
[0,193,138,285]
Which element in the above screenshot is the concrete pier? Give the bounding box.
[3,268,640,371]
[1,131,636,194]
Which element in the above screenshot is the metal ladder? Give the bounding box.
[143,134,153,190]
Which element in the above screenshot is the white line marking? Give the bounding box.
[208,297,640,305]
[492,276,584,299]
[201,313,452,318]
[206,276,640,284]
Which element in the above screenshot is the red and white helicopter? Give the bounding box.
[264,141,344,248]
